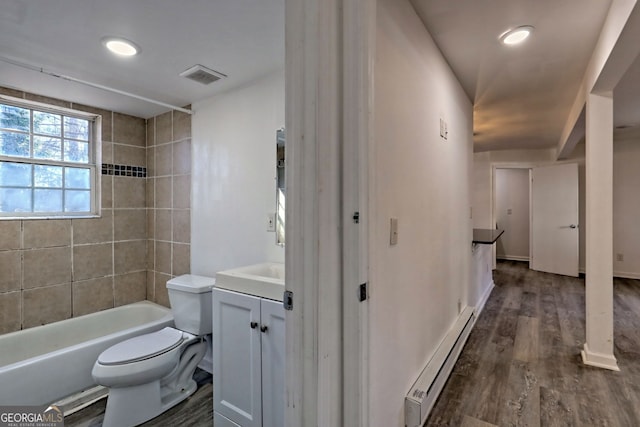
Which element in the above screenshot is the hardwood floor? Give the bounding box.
[66,261,640,426]
[64,369,212,426]
[427,260,640,427]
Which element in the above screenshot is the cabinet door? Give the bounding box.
[260,298,286,427]
[213,288,262,427]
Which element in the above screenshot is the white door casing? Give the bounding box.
[530,163,580,277]
[285,0,372,425]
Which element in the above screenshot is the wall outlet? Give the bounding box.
[267,213,276,232]
[507,208,513,215]
[616,253,624,262]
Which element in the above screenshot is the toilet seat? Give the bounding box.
[92,327,193,388]
[98,327,184,365]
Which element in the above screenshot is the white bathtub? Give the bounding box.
[0,301,174,405]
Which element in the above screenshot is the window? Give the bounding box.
[0,96,101,218]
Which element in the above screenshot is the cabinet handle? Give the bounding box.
[260,325,269,333]
[250,322,258,329]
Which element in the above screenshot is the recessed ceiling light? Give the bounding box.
[102,37,140,57]
[499,26,534,46]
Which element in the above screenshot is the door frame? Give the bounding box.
[490,160,579,271]
[490,163,535,270]
[285,0,373,425]
[342,0,374,425]
[493,166,533,263]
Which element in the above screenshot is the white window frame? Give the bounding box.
[0,95,102,219]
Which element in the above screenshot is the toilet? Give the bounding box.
[92,274,215,427]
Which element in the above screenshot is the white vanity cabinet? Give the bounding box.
[212,287,285,427]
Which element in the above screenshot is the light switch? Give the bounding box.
[267,213,276,232]
[439,117,448,140]
[390,217,398,245]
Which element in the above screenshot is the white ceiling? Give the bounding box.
[0,0,284,118]
[1,0,638,152]
[614,53,640,129]
[410,0,635,152]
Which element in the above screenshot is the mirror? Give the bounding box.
[276,128,285,245]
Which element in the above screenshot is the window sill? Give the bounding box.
[0,214,101,221]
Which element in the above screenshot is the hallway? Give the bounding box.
[427,261,640,426]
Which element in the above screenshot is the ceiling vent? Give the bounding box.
[179,64,226,85]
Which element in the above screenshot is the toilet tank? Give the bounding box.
[166,274,216,335]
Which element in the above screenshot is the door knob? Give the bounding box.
[250,322,258,329]
[260,325,269,333]
[569,224,578,229]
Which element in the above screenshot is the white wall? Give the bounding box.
[191,70,285,277]
[611,136,640,278]
[569,133,640,278]
[370,0,473,425]
[473,149,555,269]
[473,152,493,229]
[473,149,555,229]
[495,168,530,260]
[471,244,494,311]
[475,139,640,278]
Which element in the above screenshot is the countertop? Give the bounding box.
[473,228,504,244]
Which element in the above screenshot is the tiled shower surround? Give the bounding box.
[0,87,191,334]
[145,109,192,307]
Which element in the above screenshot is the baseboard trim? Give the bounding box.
[613,271,640,280]
[496,255,529,262]
[405,307,475,427]
[475,280,494,319]
[581,343,620,371]
[578,269,640,280]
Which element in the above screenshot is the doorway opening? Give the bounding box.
[495,168,530,262]
[492,163,580,277]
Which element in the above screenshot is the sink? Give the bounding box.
[229,263,285,280]
[215,262,285,301]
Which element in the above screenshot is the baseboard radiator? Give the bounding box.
[405,307,475,427]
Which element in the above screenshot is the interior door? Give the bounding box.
[530,163,579,276]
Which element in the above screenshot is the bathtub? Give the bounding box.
[0,301,173,405]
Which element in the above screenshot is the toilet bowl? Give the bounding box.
[92,275,215,427]
[92,327,193,387]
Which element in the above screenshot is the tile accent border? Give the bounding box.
[102,163,147,178]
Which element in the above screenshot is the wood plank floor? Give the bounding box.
[66,261,640,426]
[427,260,640,427]
[65,369,212,426]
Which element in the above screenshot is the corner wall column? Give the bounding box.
[582,92,619,371]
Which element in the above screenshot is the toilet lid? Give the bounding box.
[98,327,184,365]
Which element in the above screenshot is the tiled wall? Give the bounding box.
[0,87,148,334]
[145,109,191,307]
